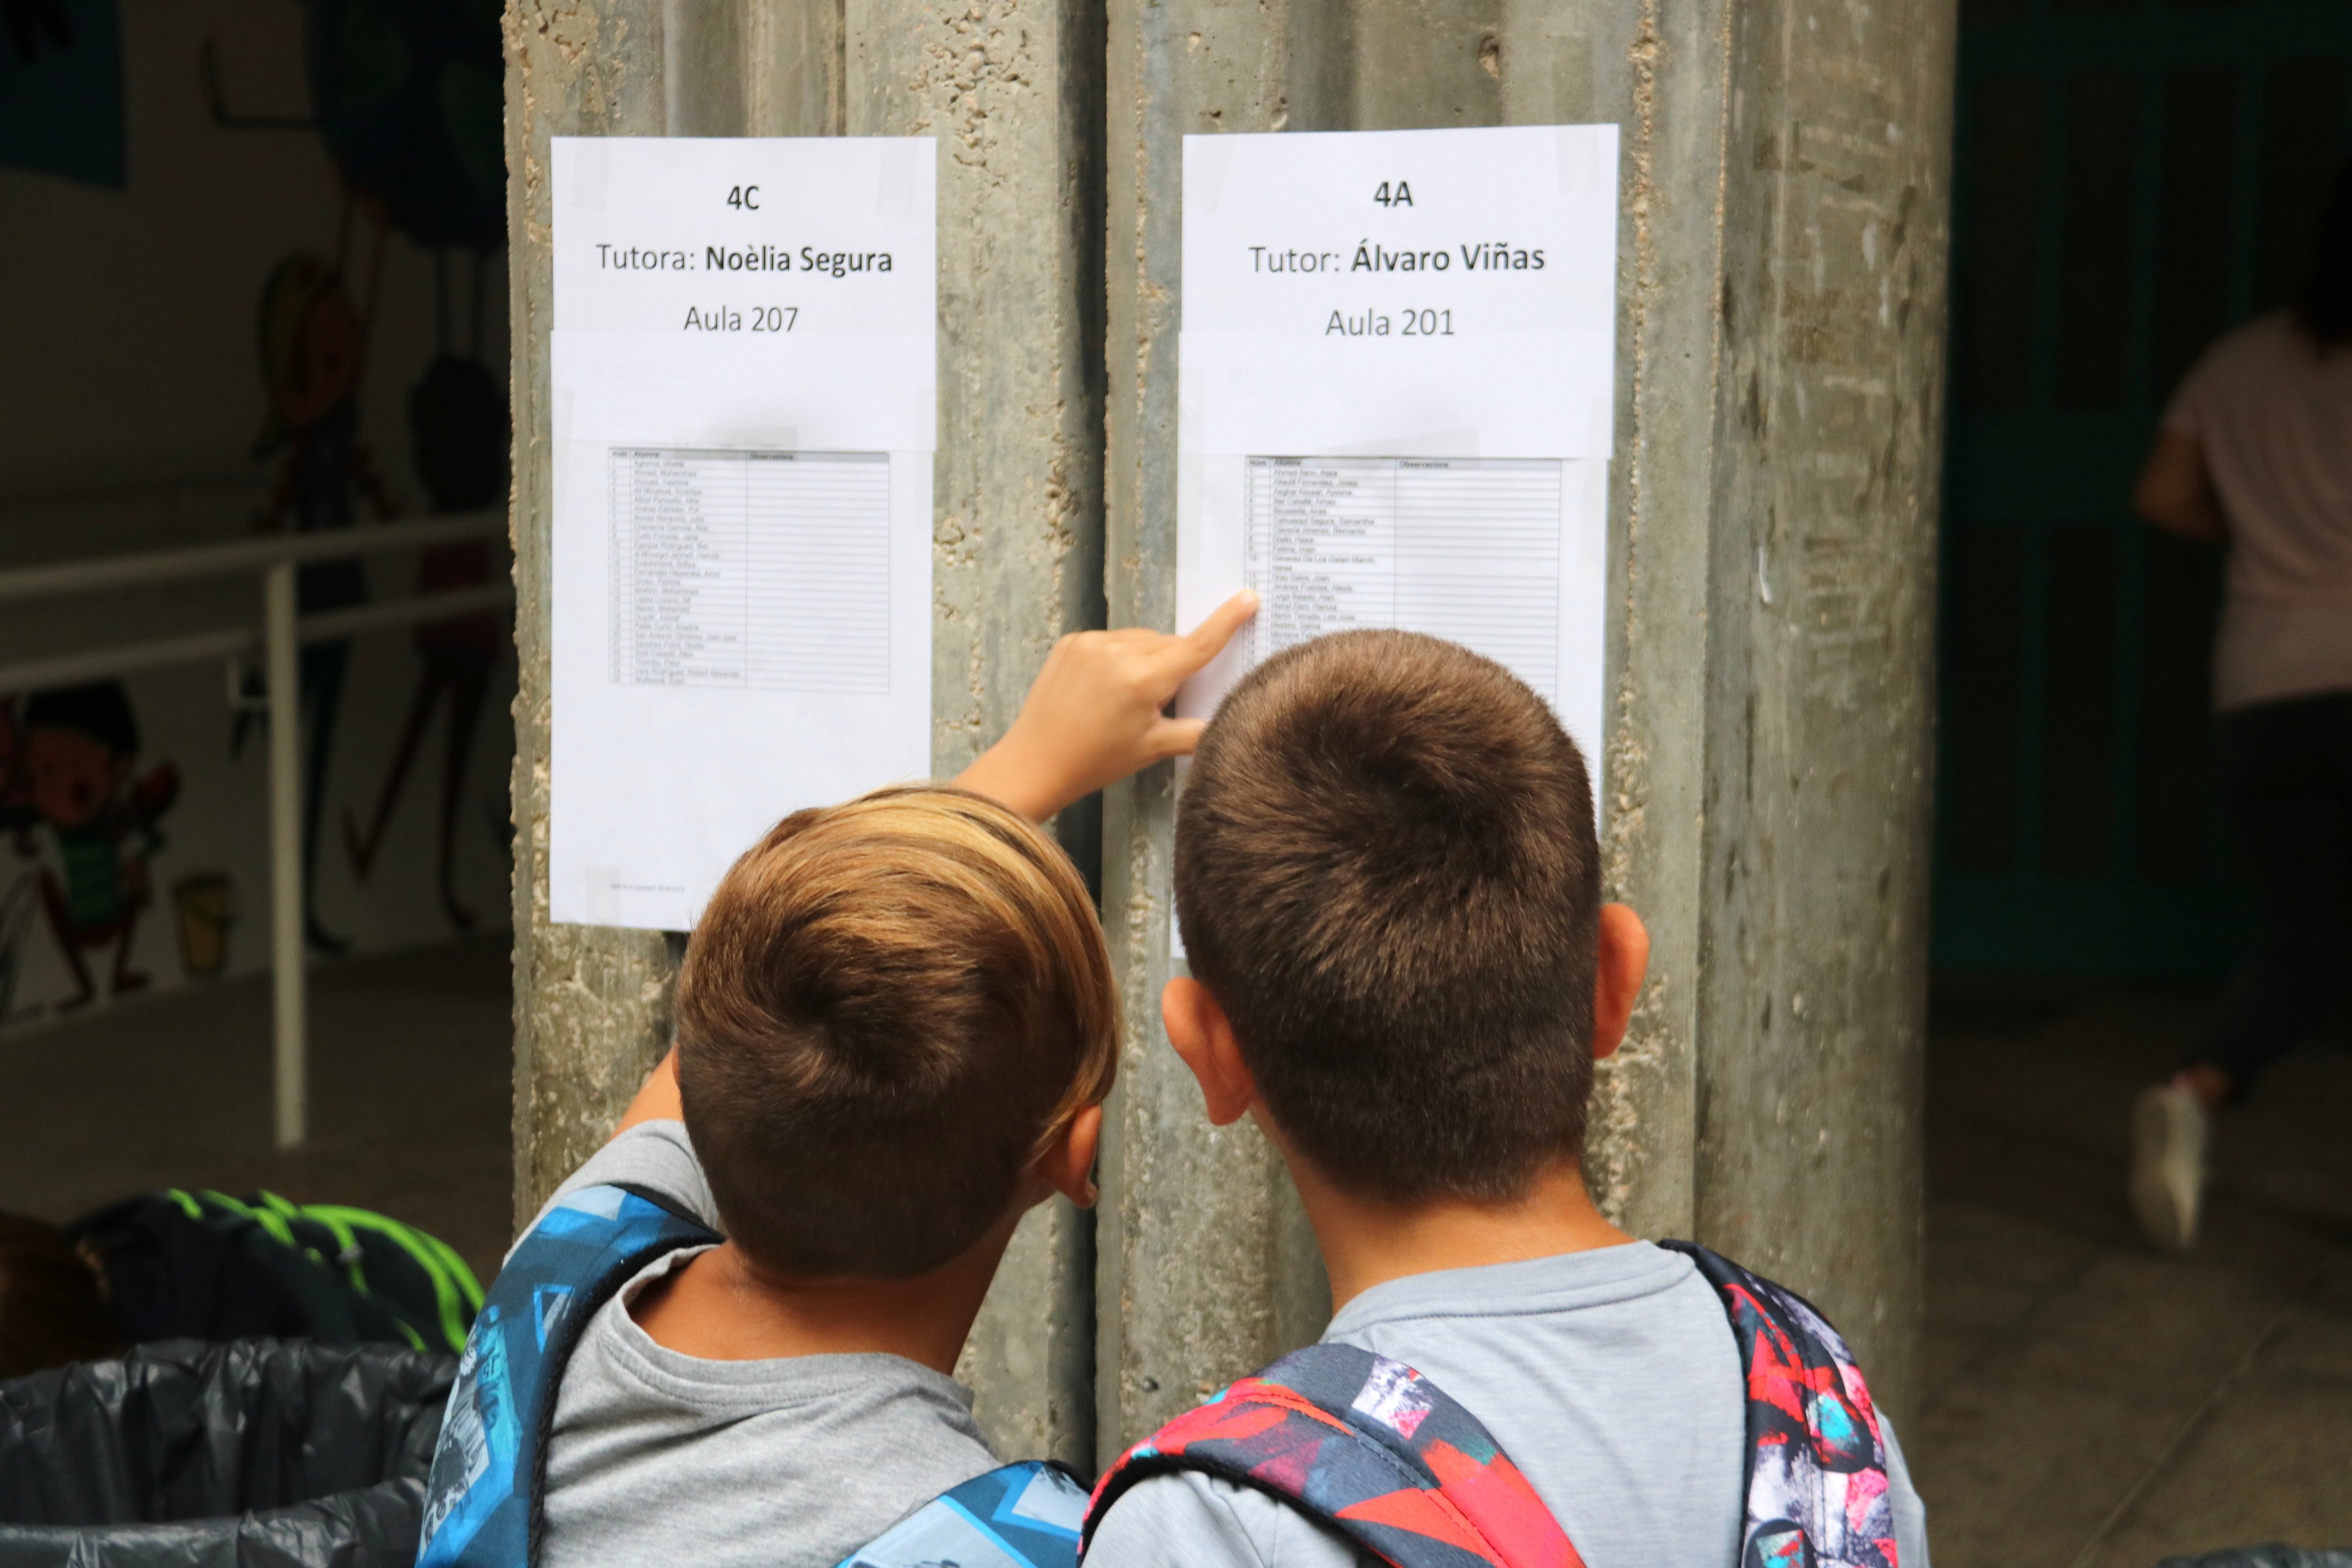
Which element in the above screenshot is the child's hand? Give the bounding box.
[956,591,1259,821]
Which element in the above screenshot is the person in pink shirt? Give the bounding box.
[2129,160,2352,1251]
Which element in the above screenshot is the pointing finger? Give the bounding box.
[1146,715,1210,760]
[1157,591,1259,680]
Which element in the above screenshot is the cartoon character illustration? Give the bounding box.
[194,2,504,948]
[234,249,398,955]
[201,0,506,943]
[13,682,179,1011]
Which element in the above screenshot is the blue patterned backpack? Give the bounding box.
[414,1182,1086,1568]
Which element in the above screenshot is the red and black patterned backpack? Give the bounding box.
[1084,1242,1899,1568]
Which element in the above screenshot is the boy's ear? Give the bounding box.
[1036,1102,1103,1210]
[1161,977,1256,1127]
[1593,903,1651,1063]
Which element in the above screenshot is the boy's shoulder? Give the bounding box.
[1088,1243,1739,1568]
[546,1282,1066,1568]
[546,1293,1000,1544]
[428,1134,1048,1568]
[526,1119,720,1246]
[1086,1242,1928,1568]
[1333,1236,1708,1325]
[420,1169,725,1567]
[1087,1469,1371,1568]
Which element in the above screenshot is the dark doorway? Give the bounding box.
[1935,0,2352,977]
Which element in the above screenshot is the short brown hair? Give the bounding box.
[1175,631,1600,1205]
[676,786,1117,1277]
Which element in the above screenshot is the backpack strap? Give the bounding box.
[842,1461,1088,1568]
[416,1182,721,1568]
[1085,1342,1584,1568]
[1658,1241,1900,1568]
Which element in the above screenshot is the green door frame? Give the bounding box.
[1934,0,2352,978]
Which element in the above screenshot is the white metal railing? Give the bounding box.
[0,509,512,1148]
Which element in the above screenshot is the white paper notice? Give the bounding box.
[1176,125,1619,772]
[549,137,935,931]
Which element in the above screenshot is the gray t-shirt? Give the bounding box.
[1086,1242,1931,1568]
[530,1120,1000,1568]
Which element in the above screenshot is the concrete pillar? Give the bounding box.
[1098,0,1953,1458]
[505,0,1104,1466]
[1686,0,1951,1429]
[506,0,682,1242]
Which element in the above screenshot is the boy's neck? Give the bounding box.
[1280,1136,1634,1314]
[628,1223,1012,1374]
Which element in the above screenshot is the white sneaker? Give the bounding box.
[2130,1082,2208,1252]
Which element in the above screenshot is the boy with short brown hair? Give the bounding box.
[416,597,1256,1568]
[675,784,1119,1282]
[1085,629,1930,1568]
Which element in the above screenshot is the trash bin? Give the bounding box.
[0,1338,454,1567]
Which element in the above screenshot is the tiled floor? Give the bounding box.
[1916,979,2352,1568]
[2,945,2345,1562]
[0,938,515,1283]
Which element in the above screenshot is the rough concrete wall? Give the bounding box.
[508,0,1106,1465]
[1495,0,1729,1255]
[508,0,682,1229]
[1692,0,1953,1428]
[1100,0,1951,1456]
[1098,1,1335,1462]
[1096,0,1720,1459]
[512,0,1948,1469]
[841,0,1108,1469]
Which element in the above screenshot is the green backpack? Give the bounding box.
[66,1188,484,1355]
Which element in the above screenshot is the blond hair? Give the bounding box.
[676,786,1118,1277]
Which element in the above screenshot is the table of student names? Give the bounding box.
[608,447,891,694]
[1242,456,1565,701]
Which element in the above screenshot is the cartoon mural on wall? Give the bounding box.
[0,646,514,1032]
[346,325,507,932]
[235,249,399,956]
[215,0,509,953]
[0,0,513,1033]
[4,684,179,1011]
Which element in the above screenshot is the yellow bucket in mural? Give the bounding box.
[172,874,235,979]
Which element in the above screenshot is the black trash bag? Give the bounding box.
[0,1338,455,1568]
